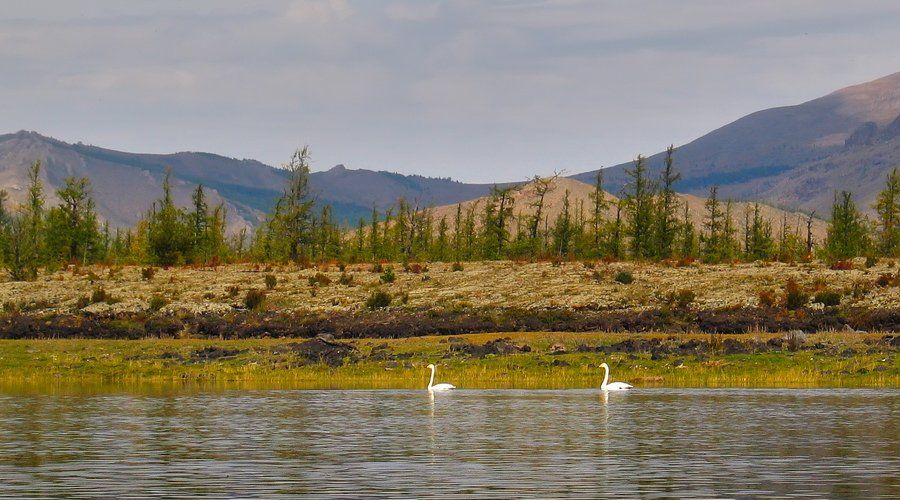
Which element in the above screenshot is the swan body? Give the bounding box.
[427,363,456,392]
[599,362,632,391]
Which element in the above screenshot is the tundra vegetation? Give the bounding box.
[0,150,897,388]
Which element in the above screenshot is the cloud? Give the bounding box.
[1,1,899,182]
[385,2,440,22]
[285,0,354,24]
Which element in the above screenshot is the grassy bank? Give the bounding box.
[1,332,896,390]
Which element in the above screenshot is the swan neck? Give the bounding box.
[428,365,435,390]
[601,364,609,389]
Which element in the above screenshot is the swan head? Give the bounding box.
[427,363,435,370]
[600,362,609,369]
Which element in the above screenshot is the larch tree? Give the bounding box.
[873,167,899,257]
[276,146,316,262]
[623,155,656,259]
[654,145,681,259]
[824,191,870,260]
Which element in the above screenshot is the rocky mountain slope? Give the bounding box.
[0,131,496,230]
[573,71,900,215]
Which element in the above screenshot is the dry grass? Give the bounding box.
[0,260,897,316]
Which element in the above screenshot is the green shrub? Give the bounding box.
[141,267,156,281]
[670,289,696,309]
[614,270,634,284]
[365,290,392,310]
[148,295,169,312]
[371,262,384,273]
[76,296,91,309]
[264,274,277,290]
[338,273,354,286]
[813,290,841,307]
[91,287,109,304]
[244,289,266,311]
[225,285,240,298]
[451,262,464,272]
[380,267,396,284]
[850,279,872,299]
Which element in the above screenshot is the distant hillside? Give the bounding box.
[2,71,897,231]
[0,131,496,230]
[428,177,828,241]
[573,71,900,215]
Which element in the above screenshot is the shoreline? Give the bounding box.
[2,332,896,390]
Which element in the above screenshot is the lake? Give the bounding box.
[0,388,896,497]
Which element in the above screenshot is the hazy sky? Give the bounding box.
[2,1,900,182]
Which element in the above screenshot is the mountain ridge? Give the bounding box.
[572,71,900,214]
[1,71,898,229]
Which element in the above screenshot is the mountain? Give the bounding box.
[1,71,897,230]
[0,131,497,230]
[573,71,900,215]
[428,177,828,240]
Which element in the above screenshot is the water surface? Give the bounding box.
[0,388,896,497]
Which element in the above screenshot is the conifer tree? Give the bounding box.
[744,203,774,260]
[589,170,609,254]
[463,203,477,260]
[552,189,574,257]
[608,198,625,259]
[23,161,45,277]
[354,217,366,261]
[678,203,697,259]
[654,145,681,259]
[275,146,316,262]
[435,215,449,261]
[824,191,869,260]
[623,155,655,259]
[369,207,380,260]
[45,177,101,263]
[0,190,30,280]
[482,186,514,259]
[701,186,725,263]
[874,167,899,257]
[452,203,463,262]
[527,175,556,257]
[146,169,193,265]
[190,184,209,260]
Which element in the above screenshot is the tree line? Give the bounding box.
[0,148,897,280]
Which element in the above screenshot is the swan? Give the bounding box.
[426,363,456,392]
[600,362,632,391]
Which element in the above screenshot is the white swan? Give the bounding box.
[427,363,456,392]
[600,362,633,391]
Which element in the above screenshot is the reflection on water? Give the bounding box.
[0,388,897,497]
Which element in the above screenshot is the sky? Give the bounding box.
[1,1,900,183]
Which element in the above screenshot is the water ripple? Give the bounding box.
[0,388,896,497]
